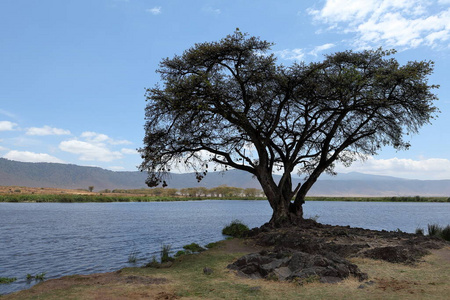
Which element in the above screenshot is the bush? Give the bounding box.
[415,227,424,235]
[222,220,249,238]
[428,224,441,237]
[440,225,450,241]
[160,244,173,263]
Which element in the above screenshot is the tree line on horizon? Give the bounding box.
[99,185,265,198]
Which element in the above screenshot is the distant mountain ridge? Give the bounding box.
[1,158,449,196]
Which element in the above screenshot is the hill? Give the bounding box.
[1,158,449,196]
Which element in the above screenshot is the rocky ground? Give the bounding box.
[228,220,448,284]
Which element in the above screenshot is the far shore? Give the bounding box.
[0,186,449,203]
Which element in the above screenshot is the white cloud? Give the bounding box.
[203,7,221,14]
[121,148,137,154]
[146,6,162,15]
[26,125,71,136]
[335,156,450,180]
[81,131,131,145]
[309,43,335,56]
[276,48,305,60]
[59,140,123,162]
[0,121,18,131]
[309,0,450,49]
[3,150,64,163]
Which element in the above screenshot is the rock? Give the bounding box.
[203,267,213,275]
[228,250,368,283]
[363,246,429,264]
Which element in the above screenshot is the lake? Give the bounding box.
[1,200,449,295]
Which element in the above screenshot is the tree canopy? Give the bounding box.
[139,31,438,227]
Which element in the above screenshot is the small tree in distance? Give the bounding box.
[139,30,438,227]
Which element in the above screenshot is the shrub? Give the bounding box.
[222,220,249,238]
[428,224,441,237]
[160,244,173,263]
[440,225,450,241]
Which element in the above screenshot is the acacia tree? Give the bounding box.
[139,31,438,227]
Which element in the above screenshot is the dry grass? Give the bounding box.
[3,240,449,300]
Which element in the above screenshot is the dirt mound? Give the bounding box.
[248,220,447,263]
[228,221,448,284]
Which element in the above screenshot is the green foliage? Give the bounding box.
[428,224,441,236]
[183,243,206,253]
[35,272,46,281]
[174,250,187,257]
[426,224,450,241]
[222,220,249,238]
[440,225,450,241]
[140,30,438,227]
[26,273,46,281]
[0,277,17,284]
[160,244,173,263]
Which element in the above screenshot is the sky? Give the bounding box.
[1,0,449,180]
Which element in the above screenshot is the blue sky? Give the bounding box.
[1,0,449,180]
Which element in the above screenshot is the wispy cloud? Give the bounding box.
[3,150,65,163]
[203,7,221,15]
[26,125,71,136]
[146,6,162,15]
[335,156,450,180]
[0,109,17,119]
[309,43,335,56]
[0,121,18,131]
[308,0,450,50]
[276,48,305,60]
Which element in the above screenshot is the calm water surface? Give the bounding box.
[1,200,449,295]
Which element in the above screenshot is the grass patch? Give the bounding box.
[222,220,249,238]
[0,277,17,284]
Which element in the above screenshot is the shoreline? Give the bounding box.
[2,225,450,299]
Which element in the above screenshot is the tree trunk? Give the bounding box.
[257,169,305,227]
[266,195,304,227]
